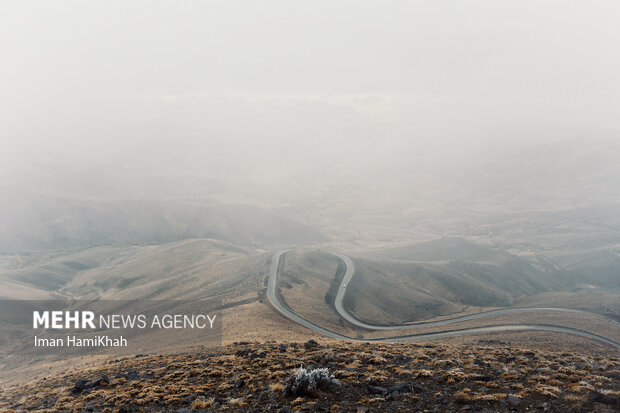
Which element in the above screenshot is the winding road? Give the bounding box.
[267,250,350,340]
[267,250,620,349]
[333,252,619,331]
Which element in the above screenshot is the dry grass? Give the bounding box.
[269,382,284,392]
[191,397,214,409]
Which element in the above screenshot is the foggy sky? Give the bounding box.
[1,0,619,189]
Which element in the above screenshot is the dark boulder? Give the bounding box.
[505,394,521,406]
[304,339,319,349]
[588,390,618,406]
[388,383,410,393]
[71,379,94,395]
[126,370,140,380]
[93,375,109,386]
[367,385,388,395]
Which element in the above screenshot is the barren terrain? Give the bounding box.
[1,340,618,412]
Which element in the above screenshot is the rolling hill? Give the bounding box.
[0,191,326,253]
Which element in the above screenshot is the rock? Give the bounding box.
[386,391,400,401]
[93,376,109,386]
[588,390,618,405]
[506,394,521,406]
[471,374,492,381]
[249,352,266,359]
[279,406,291,413]
[71,379,94,395]
[367,385,388,395]
[234,380,245,389]
[388,383,410,393]
[235,349,250,357]
[126,370,140,380]
[304,339,319,349]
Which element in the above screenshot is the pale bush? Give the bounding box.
[284,366,340,396]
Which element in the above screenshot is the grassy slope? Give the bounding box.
[342,238,566,325]
[1,340,618,412]
[58,238,268,302]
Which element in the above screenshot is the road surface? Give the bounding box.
[333,252,620,331]
[267,250,351,340]
[267,250,620,348]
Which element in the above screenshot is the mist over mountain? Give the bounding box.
[2,3,620,409]
[0,191,325,253]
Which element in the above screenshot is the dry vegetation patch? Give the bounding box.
[0,340,618,412]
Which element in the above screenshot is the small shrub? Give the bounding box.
[414,369,433,378]
[454,391,470,402]
[270,383,284,392]
[284,366,340,397]
[191,397,214,409]
[228,397,244,406]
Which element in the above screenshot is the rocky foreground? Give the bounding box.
[0,340,618,412]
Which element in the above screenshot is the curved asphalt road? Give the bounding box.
[267,250,620,348]
[333,252,620,330]
[267,250,351,340]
